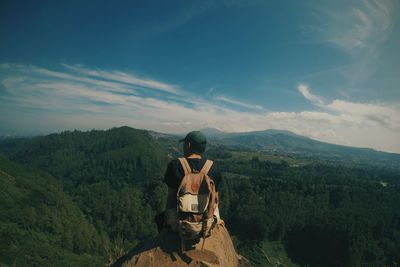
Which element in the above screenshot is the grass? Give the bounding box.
[260,240,299,267]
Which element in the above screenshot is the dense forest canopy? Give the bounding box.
[1,126,399,266]
[0,155,103,266]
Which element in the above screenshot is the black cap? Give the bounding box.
[180,131,207,153]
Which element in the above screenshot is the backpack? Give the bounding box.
[176,157,218,246]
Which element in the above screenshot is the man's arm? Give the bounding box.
[163,160,178,210]
[165,187,177,210]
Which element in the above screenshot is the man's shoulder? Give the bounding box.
[168,157,217,169]
[169,158,181,164]
[165,158,182,174]
[167,158,183,169]
[169,157,211,163]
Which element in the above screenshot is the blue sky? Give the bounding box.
[0,0,399,153]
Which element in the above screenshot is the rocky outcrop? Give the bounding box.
[112,224,250,267]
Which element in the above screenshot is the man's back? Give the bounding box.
[164,157,222,197]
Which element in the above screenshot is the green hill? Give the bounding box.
[0,155,104,266]
[1,126,168,187]
[0,127,170,265]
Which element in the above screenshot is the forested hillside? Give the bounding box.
[216,156,400,266]
[0,155,103,266]
[0,127,169,265]
[1,126,400,266]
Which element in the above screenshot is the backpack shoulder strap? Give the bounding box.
[178,157,191,175]
[201,159,217,219]
[200,160,213,175]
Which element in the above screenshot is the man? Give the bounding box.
[161,131,222,244]
[164,130,222,208]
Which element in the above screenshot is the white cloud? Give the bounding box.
[327,100,400,130]
[303,0,397,90]
[215,95,263,110]
[297,83,400,132]
[1,63,400,153]
[297,83,325,105]
[320,0,394,57]
[62,64,179,94]
[295,83,400,151]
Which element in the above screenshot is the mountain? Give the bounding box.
[199,127,227,137]
[3,126,399,170]
[202,128,400,170]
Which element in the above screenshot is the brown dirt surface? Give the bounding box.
[112,224,246,267]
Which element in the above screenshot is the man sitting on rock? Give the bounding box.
[162,130,223,251]
[115,131,246,266]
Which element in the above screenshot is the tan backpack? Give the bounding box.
[175,158,218,248]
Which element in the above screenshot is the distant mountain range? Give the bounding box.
[195,128,400,169]
[1,126,399,170]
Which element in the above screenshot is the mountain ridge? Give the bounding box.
[2,126,399,170]
[1,126,397,155]
[196,127,398,155]
[197,127,400,169]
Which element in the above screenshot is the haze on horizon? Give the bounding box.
[0,0,399,153]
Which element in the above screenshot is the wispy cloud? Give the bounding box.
[319,0,394,57]
[297,83,325,106]
[302,0,397,91]
[215,95,263,110]
[62,64,179,94]
[1,63,399,153]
